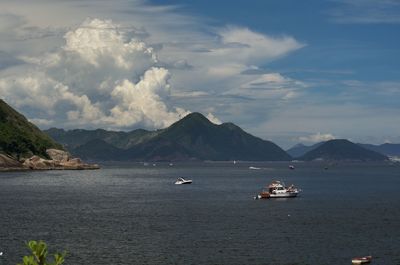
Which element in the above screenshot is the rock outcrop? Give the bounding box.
[0,99,63,158]
[21,149,100,170]
[46,148,72,162]
[0,99,100,171]
[0,149,99,171]
[0,154,26,171]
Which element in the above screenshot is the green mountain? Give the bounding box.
[358,143,400,157]
[286,142,324,158]
[0,99,62,159]
[46,112,292,161]
[44,128,156,150]
[158,113,290,161]
[300,139,388,161]
[72,139,125,161]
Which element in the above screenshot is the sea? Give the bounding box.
[0,162,399,265]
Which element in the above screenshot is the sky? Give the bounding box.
[0,0,399,149]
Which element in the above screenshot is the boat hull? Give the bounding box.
[351,256,372,264]
[257,192,298,199]
[256,180,301,199]
[269,192,298,198]
[175,180,192,185]
[352,260,371,264]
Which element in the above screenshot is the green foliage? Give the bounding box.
[17,240,66,265]
[0,99,63,159]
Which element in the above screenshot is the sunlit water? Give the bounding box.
[0,162,399,265]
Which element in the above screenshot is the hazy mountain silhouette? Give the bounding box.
[300,139,388,161]
[46,112,292,161]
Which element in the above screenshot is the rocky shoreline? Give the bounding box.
[0,149,99,171]
[0,154,27,171]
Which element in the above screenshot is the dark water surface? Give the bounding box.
[0,162,399,265]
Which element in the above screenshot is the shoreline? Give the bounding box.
[0,150,100,172]
[0,165,100,172]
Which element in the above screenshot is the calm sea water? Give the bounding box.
[0,162,399,265]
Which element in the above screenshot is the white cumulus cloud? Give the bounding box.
[0,1,307,136]
[0,18,193,129]
[216,27,304,65]
[206,113,222,125]
[226,73,307,100]
[298,132,336,143]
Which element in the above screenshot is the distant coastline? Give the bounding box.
[0,150,99,172]
[1,99,397,167]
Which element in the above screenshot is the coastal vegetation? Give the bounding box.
[0,100,62,159]
[17,240,66,265]
[0,99,99,170]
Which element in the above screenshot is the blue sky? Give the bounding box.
[156,0,400,80]
[0,0,399,148]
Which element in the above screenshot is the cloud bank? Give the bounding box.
[298,132,336,143]
[0,18,190,129]
[0,3,306,131]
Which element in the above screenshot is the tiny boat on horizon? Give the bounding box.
[289,165,295,170]
[175,177,192,185]
[256,180,300,199]
[249,166,261,170]
[351,256,372,264]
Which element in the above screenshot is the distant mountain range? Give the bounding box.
[299,139,387,161]
[286,142,324,158]
[45,114,393,162]
[288,141,400,158]
[358,143,400,157]
[1,98,392,163]
[0,99,62,159]
[46,113,292,161]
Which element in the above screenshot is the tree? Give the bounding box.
[17,240,66,265]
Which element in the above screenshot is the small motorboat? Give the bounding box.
[256,180,300,199]
[289,165,295,170]
[249,166,261,170]
[351,256,372,264]
[174,177,192,185]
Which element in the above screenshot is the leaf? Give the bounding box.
[18,240,66,265]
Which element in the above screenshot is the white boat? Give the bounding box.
[351,256,372,264]
[249,166,261,170]
[256,180,300,199]
[174,177,192,185]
